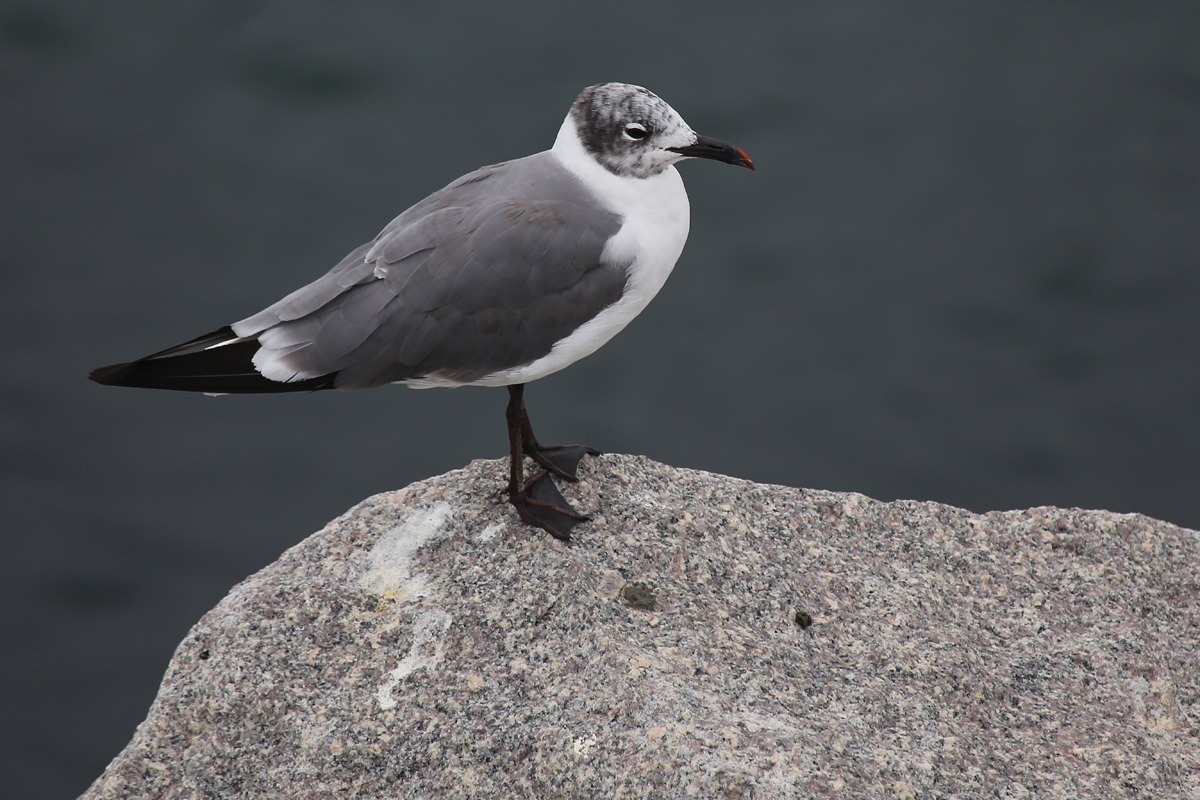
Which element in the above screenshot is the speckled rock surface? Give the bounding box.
[82,455,1199,799]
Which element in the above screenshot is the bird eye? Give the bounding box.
[622,123,650,141]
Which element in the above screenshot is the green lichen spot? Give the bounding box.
[622,582,657,611]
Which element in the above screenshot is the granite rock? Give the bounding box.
[82,455,1199,798]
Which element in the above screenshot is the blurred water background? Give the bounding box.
[3,1,1199,796]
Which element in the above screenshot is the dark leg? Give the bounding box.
[510,385,600,481]
[505,384,589,540]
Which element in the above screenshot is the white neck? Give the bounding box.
[549,115,685,216]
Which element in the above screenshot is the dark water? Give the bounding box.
[3,2,1199,796]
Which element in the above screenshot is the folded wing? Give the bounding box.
[92,153,628,393]
[238,153,627,389]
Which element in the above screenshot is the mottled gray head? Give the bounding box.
[570,82,754,179]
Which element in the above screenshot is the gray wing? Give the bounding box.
[231,153,627,389]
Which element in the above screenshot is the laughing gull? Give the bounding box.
[90,82,754,540]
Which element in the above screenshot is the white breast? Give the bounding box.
[467,116,692,388]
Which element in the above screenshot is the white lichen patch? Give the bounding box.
[377,609,453,710]
[359,503,453,601]
[477,522,505,542]
[572,736,598,759]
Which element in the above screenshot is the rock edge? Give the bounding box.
[82,454,1199,799]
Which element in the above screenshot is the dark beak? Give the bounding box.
[667,134,755,170]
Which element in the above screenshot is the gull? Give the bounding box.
[90,82,754,540]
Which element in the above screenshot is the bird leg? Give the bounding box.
[509,384,600,481]
[505,384,591,540]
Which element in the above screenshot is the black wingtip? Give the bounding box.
[88,326,338,394]
[88,361,136,386]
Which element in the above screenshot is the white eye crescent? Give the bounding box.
[622,123,650,141]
